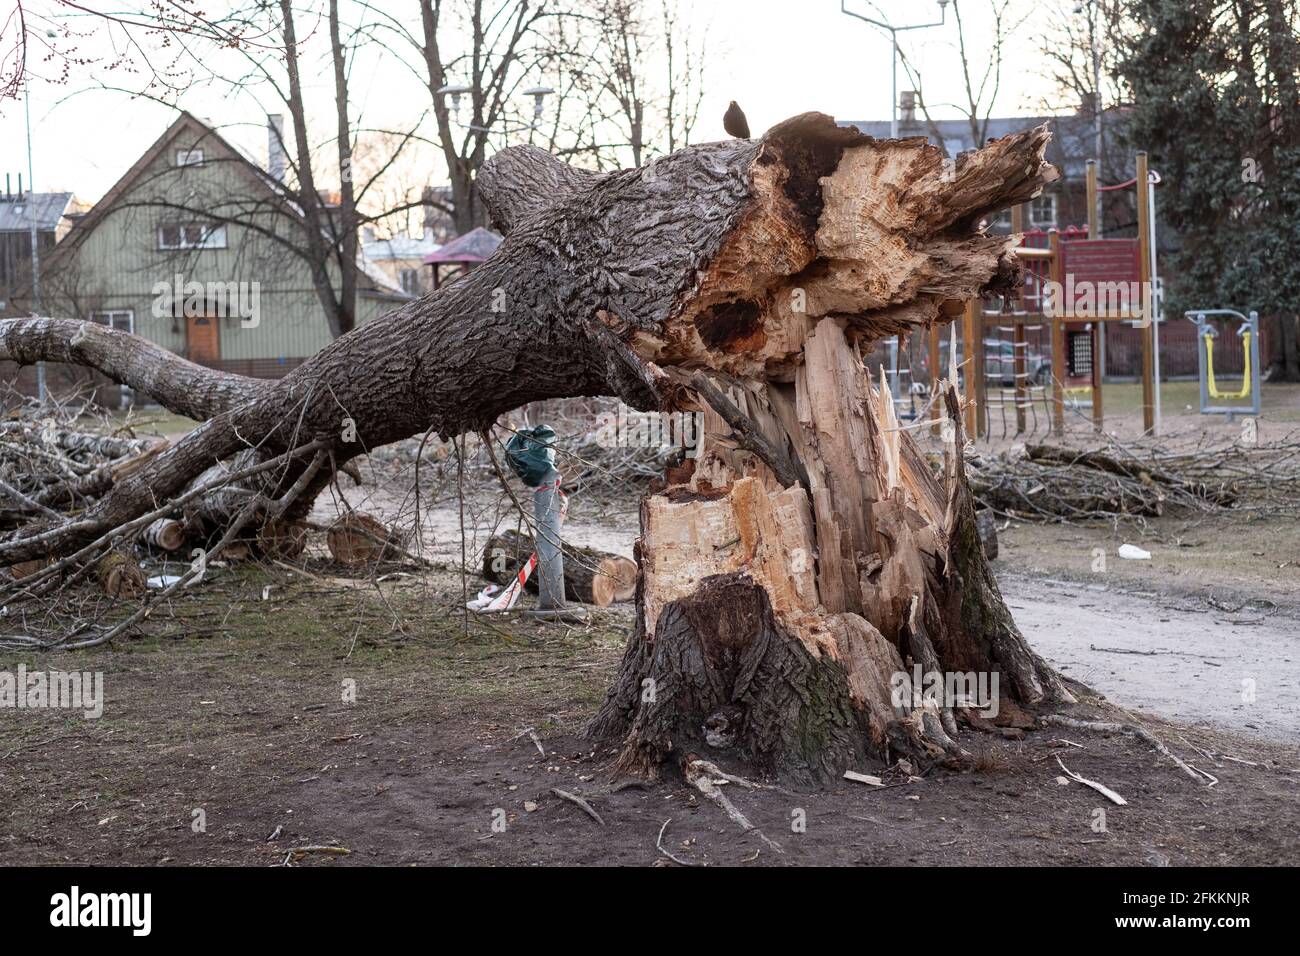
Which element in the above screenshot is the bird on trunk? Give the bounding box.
[723,101,750,139]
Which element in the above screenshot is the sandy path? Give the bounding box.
[999,571,1300,740]
[314,475,1300,742]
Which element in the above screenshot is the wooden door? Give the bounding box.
[186,313,221,365]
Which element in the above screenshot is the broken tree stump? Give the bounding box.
[483,529,637,607]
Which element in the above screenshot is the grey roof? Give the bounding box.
[362,233,441,261]
[839,115,1099,178]
[0,192,75,233]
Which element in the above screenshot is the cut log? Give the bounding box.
[482,529,637,607]
[326,512,406,566]
[96,551,144,598]
[256,518,309,560]
[143,518,187,553]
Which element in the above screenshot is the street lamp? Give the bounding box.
[434,84,553,134]
[840,1,949,139]
[435,83,472,123]
[523,86,555,124]
[22,83,46,402]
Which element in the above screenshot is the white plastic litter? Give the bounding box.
[466,584,502,611]
[146,575,183,589]
[1117,544,1152,560]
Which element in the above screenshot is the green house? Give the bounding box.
[40,111,410,392]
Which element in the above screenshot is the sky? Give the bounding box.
[0,0,1065,209]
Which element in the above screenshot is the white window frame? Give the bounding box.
[1029,194,1057,228]
[157,223,227,251]
[90,309,134,333]
[176,149,205,167]
[399,267,419,294]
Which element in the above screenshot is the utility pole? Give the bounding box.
[841,1,950,138]
[24,85,46,403]
[1077,0,1104,234]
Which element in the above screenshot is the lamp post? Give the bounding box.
[435,83,553,136]
[1075,0,1104,233]
[23,83,46,403]
[841,1,949,138]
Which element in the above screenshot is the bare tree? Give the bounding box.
[541,0,709,169]
[1034,0,1128,180]
[895,0,1030,153]
[29,2,428,339]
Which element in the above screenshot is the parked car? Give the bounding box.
[933,337,1053,388]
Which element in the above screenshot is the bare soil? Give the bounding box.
[3,498,1298,866]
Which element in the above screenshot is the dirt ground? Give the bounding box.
[3,396,1299,867]
[3,511,1299,866]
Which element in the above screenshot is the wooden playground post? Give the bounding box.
[1091,321,1105,433]
[928,322,942,436]
[1049,230,1066,435]
[963,299,983,438]
[1011,204,1028,435]
[1136,151,1156,434]
[1086,161,1105,433]
[1086,159,1099,238]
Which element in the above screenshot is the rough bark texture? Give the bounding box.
[1,112,1067,786]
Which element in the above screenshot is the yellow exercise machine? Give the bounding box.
[1186,309,1261,419]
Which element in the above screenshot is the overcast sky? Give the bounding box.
[0,0,1061,208]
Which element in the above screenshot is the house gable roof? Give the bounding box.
[46,111,407,297]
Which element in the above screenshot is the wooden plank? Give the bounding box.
[1136,152,1156,434]
[1049,231,1066,435]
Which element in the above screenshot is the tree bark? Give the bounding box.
[0,111,1066,784]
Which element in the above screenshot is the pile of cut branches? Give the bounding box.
[965,435,1300,523]
[0,404,170,536]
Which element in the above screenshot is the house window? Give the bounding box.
[176,149,205,167]
[399,268,419,294]
[1030,194,1057,228]
[989,209,1012,230]
[91,310,134,333]
[158,223,227,250]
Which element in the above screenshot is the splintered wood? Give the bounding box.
[594,117,1063,780]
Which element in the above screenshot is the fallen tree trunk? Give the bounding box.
[482,529,637,606]
[0,112,1067,783]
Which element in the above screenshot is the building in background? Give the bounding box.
[3,111,411,405]
[0,188,85,314]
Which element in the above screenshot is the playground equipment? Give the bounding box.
[933,153,1161,439]
[1186,309,1261,419]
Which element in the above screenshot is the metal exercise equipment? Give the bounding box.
[1186,309,1260,419]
